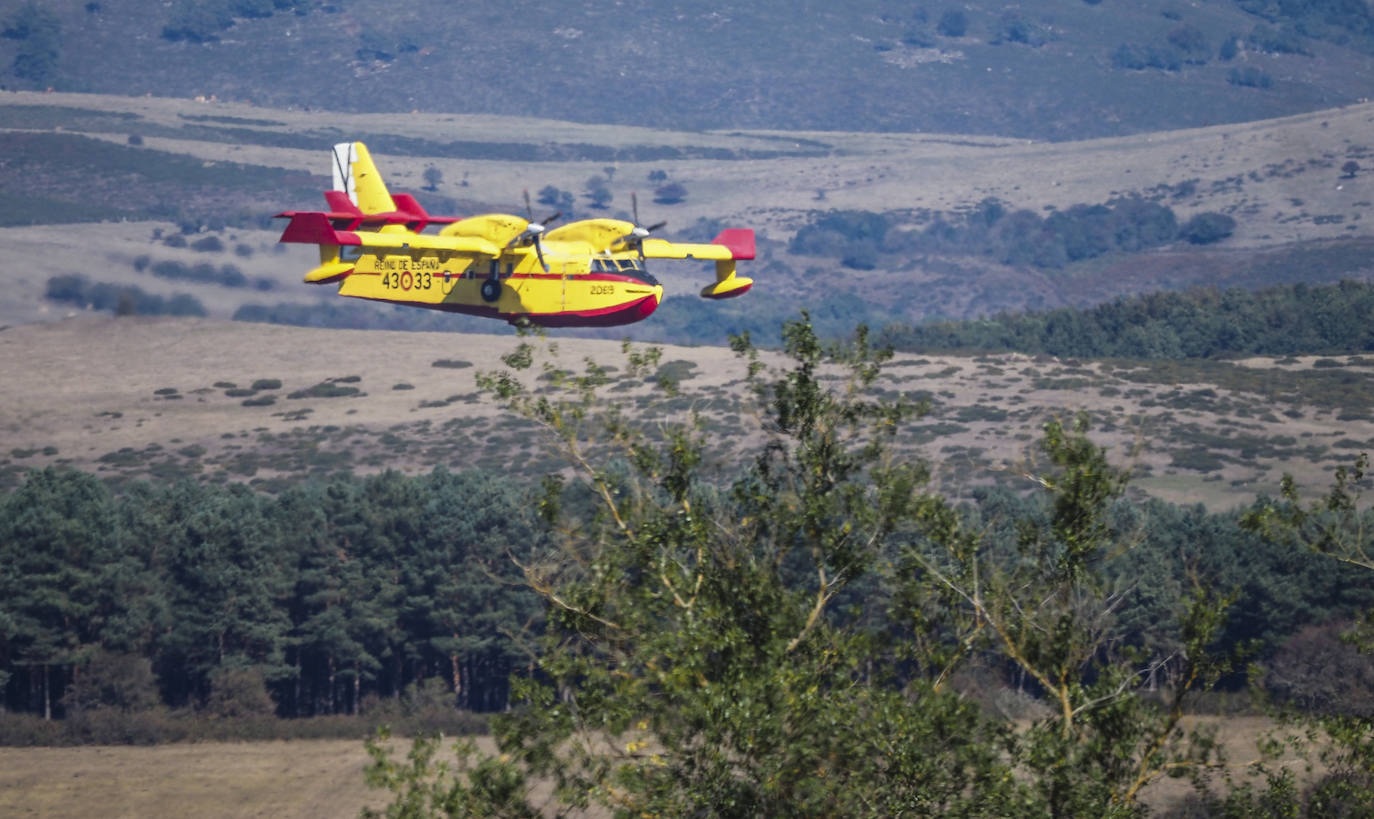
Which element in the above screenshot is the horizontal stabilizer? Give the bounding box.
[278,212,359,245]
[712,228,756,260]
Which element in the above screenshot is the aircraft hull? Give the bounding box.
[342,285,661,328]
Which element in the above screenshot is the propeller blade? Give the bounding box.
[523,189,534,222]
[533,235,549,272]
[644,220,666,233]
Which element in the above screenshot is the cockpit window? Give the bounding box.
[591,256,658,285]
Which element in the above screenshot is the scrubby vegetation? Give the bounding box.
[790,197,1231,272]
[45,274,206,317]
[354,319,1374,816]
[882,279,1374,358]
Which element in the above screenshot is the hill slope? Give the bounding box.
[2,0,1373,140]
[3,92,1374,339]
[4,316,1373,510]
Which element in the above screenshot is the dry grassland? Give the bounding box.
[0,717,1310,818]
[0,316,1368,509]
[5,89,1373,246]
[0,738,397,818]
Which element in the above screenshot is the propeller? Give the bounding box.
[508,189,562,272]
[617,192,667,261]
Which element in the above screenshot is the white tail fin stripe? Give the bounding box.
[331,142,358,205]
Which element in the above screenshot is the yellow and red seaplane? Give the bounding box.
[276,142,754,327]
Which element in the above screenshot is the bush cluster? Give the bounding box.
[789,197,1226,271]
[45,274,206,317]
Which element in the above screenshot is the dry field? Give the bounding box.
[0,717,1311,818]
[0,315,1369,509]
[8,89,1372,245]
[0,738,397,818]
[3,90,1374,330]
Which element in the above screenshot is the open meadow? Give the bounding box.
[0,717,1314,818]
[3,91,1374,332]
[0,738,394,818]
[2,315,1372,509]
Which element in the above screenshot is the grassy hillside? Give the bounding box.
[4,315,1373,510]
[2,92,1373,339]
[2,0,1372,140]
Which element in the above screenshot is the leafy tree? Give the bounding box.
[1180,212,1236,244]
[652,182,688,205]
[161,0,234,43]
[583,176,612,209]
[1234,456,1374,813]
[63,649,160,714]
[363,318,1237,816]
[936,9,968,37]
[901,415,1239,814]
[0,469,127,719]
[1167,25,1211,63]
[1228,66,1274,88]
[422,166,443,191]
[155,483,292,708]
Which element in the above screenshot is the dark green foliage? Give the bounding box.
[160,0,290,44]
[793,197,1184,273]
[881,279,1374,359]
[3,2,61,87]
[0,130,319,229]
[652,181,688,204]
[190,235,224,253]
[936,9,967,37]
[287,381,361,399]
[1112,43,1183,71]
[1180,212,1237,244]
[44,275,206,318]
[360,322,1306,815]
[0,467,543,725]
[1168,24,1211,62]
[149,259,247,287]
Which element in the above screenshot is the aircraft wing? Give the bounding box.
[639,229,756,261]
[278,212,502,256]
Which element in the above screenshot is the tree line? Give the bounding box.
[0,468,541,723]
[0,360,1368,732]
[881,278,1374,358]
[789,197,1234,271]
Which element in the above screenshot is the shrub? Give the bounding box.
[205,668,276,719]
[1180,212,1236,244]
[1228,66,1273,89]
[287,382,361,399]
[936,9,967,37]
[64,650,160,714]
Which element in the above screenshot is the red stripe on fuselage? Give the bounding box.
[340,289,660,328]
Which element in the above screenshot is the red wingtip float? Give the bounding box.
[276,142,755,328]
